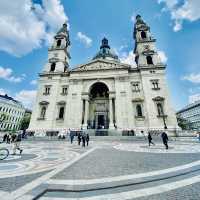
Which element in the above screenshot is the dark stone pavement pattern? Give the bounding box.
[53,148,200,180]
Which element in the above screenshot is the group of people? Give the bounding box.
[70,131,90,147]
[147,131,169,149]
[2,132,23,155]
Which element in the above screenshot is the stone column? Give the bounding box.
[83,98,89,129]
[109,98,115,129]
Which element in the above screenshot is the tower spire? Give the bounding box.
[133,15,165,68]
[43,23,71,73]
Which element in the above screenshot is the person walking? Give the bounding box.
[69,130,74,144]
[77,132,82,146]
[148,132,155,146]
[2,133,7,143]
[161,131,169,149]
[81,130,86,147]
[86,133,90,146]
[12,133,23,155]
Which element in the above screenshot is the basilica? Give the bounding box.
[28,15,178,135]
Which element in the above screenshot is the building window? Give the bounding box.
[146,55,153,65]
[44,86,51,95]
[61,86,68,95]
[136,104,143,117]
[131,82,140,92]
[157,103,164,116]
[57,39,61,47]
[141,31,147,39]
[151,80,160,90]
[40,106,46,119]
[50,63,56,72]
[58,107,65,119]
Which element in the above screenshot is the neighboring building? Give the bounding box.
[177,100,200,130]
[0,94,26,131]
[29,15,178,135]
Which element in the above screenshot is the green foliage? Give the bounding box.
[177,116,192,130]
[0,112,7,123]
[20,114,31,130]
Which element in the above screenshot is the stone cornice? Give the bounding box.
[71,58,130,73]
[39,72,70,77]
[138,65,166,70]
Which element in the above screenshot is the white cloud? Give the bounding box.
[131,13,136,23]
[0,0,67,57]
[77,32,92,48]
[182,73,200,83]
[158,0,178,9]
[189,93,200,103]
[120,51,137,67]
[158,0,200,32]
[15,90,37,108]
[158,50,168,63]
[30,79,37,85]
[0,66,24,83]
[0,88,9,95]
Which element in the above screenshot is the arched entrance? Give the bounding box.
[88,82,109,129]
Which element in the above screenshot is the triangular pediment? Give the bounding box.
[71,59,130,72]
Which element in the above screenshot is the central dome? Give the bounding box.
[93,38,119,61]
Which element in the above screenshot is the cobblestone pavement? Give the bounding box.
[1,138,200,199]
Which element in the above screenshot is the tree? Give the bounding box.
[177,116,192,130]
[0,112,7,124]
[20,114,31,130]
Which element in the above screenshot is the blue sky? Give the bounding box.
[0,0,200,110]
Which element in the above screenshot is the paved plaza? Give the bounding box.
[1,137,200,199]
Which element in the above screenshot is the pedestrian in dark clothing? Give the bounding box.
[82,135,86,147]
[69,131,74,144]
[6,134,11,144]
[86,133,90,146]
[77,133,82,145]
[148,132,155,146]
[11,134,17,143]
[161,131,169,149]
[2,134,7,143]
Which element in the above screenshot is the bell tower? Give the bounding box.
[134,15,164,68]
[43,22,71,73]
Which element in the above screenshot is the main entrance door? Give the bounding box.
[88,82,109,129]
[98,115,104,128]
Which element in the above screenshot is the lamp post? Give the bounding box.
[162,114,167,130]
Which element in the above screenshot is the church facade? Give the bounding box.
[29,15,178,135]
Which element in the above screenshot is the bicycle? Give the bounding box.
[0,148,9,160]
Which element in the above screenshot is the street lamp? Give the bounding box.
[162,114,167,130]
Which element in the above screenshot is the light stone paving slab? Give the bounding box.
[39,174,200,200]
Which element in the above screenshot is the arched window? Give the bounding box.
[58,107,65,119]
[146,56,153,65]
[136,104,143,117]
[40,106,46,119]
[157,103,163,116]
[50,63,56,72]
[141,31,147,39]
[57,39,62,47]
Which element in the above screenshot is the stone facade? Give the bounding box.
[28,16,178,135]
